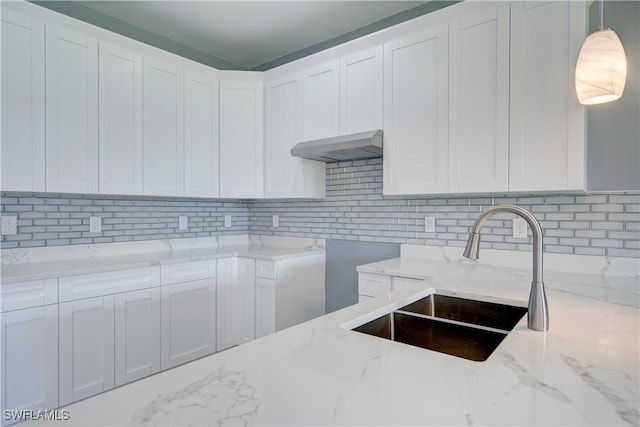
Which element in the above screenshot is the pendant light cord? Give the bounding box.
[599,0,604,30]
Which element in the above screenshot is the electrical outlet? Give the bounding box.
[272,215,279,228]
[89,216,102,233]
[512,218,527,239]
[224,215,231,227]
[425,216,436,233]
[178,216,188,230]
[1,216,17,235]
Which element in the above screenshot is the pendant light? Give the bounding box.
[575,0,627,105]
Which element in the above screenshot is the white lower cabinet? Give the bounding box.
[59,295,115,406]
[255,256,325,338]
[1,279,58,425]
[216,257,238,351]
[58,266,160,406]
[160,279,215,369]
[1,254,324,413]
[1,305,58,425]
[160,261,216,369]
[255,277,276,338]
[357,272,424,301]
[115,287,161,386]
[238,258,256,344]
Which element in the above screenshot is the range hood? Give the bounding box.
[290,129,383,163]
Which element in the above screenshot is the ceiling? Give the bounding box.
[36,1,453,71]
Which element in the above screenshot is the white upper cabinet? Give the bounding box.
[143,58,185,197]
[340,46,384,134]
[264,74,325,198]
[509,0,586,192]
[98,42,143,195]
[301,60,341,140]
[184,66,220,198]
[45,26,99,193]
[383,24,449,195]
[0,11,46,192]
[219,74,264,198]
[448,2,510,193]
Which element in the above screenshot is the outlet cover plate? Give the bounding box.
[512,218,527,239]
[1,216,17,235]
[224,215,231,227]
[272,215,279,228]
[179,216,188,230]
[89,216,102,233]
[425,217,436,233]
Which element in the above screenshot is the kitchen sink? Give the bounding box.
[399,293,527,331]
[351,293,527,362]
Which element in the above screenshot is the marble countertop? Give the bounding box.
[26,256,640,426]
[1,236,324,283]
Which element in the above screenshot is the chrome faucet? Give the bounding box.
[463,205,549,331]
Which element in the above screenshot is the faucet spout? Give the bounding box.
[464,205,549,331]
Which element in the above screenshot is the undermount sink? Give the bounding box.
[400,293,527,331]
[351,293,527,362]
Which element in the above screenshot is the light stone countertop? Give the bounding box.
[23,254,640,426]
[0,235,325,284]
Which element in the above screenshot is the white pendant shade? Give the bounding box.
[575,28,627,105]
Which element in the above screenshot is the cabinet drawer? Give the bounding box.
[392,276,425,291]
[1,278,58,312]
[160,260,216,285]
[358,294,375,303]
[59,267,160,302]
[256,260,277,280]
[358,273,392,297]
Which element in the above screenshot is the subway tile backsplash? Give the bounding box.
[250,159,640,258]
[2,159,639,258]
[0,193,249,248]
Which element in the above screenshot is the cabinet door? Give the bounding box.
[115,287,160,386]
[143,58,184,196]
[237,258,255,344]
[1,306,58,419]
[59,296,114,406]
[448,3,510,193]
[340,46,383,134]
[219,79,264,198]
[255,277,276,339]
[264,74,325,198]
[509,1,586,192]
[0,11,45,192]
[184,67,220,198]
[98,42,143,195]
[160,279,215,370]
[216,257,238,351]
[383,25,449,195]
[45,26,99,193]
[302,60,340,140]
